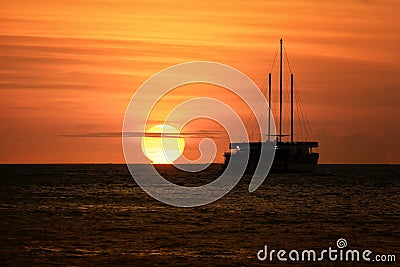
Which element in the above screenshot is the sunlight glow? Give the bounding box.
[141,124,185,164]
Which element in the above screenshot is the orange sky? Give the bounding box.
[1,0,399,163]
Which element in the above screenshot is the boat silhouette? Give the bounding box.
[223,39,319,173]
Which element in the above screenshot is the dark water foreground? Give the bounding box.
[0,164,399,266]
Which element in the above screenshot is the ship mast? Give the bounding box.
[279,39,295,143]
[279,38,283,142]
[291,73,294,143]
[268,73,271,141]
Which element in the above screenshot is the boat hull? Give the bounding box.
[223,141,319,173]
[270,153,319,173]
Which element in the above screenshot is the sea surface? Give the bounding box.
[0,164,399,266]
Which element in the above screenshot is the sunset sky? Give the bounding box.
[1,0,399,163]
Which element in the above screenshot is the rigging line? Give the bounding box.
[289,71,311,141]
[270,47,279,73]
[294,90,307,140]
[243,68,265,137]
[284,44,303,140]
[284,42,314,140]
[294,82,315,140]
[252,73,269,141]
[283,68,291,139]
[294,86,309,137]
[295,95,305,140]
[283,45,293,74]
[260,47,278,136]
[294,80,313,138]
[246,77,265,141]
[295,100,303,140]
[245,47,279,141]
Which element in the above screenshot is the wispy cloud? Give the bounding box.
[61,130,223,139]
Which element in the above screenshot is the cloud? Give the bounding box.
[0,33,224,92]
[60,130,223,139]
[316,128,388,163]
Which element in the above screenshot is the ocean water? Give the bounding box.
[0,164,399,266]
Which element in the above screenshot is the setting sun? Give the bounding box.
[141,124,185,164]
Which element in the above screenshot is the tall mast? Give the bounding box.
[268,72,272,141]
[279,38,283,142]
[291,73,294,143]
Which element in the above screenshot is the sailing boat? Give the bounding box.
[223,39,319,173]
